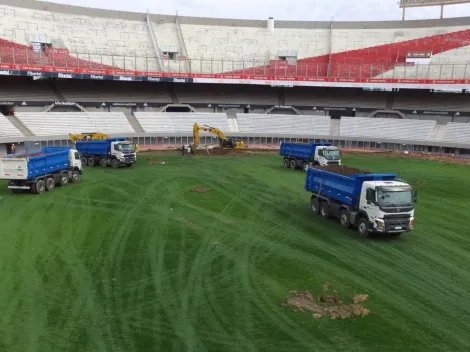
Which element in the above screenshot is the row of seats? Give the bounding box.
[15,112,134,136]
[2,112,468,144]
[135,112,229,133]
[0,115,23,137]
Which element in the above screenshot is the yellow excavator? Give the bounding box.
[193,122,245,149]
[69,132,139,152]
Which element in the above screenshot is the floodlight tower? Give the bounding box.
[399,0,470,20]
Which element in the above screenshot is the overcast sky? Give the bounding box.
[46,0,470,21]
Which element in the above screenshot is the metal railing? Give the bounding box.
[1,47,470,80]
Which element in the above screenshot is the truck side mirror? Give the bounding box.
[414,190,418,203]
[366,189,375,204]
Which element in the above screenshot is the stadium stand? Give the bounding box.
[393,93,470,111]
[237,114,331,135]
[56,81,172,103]
[1,1,470,79]
[174,85,278,105]
[440,122,470,144]
[15,112,135,136]
[284,87,388,108]
[134,112,229,133]
[339,117,436,141]
[0,115,23,137]
[0,77,57,101]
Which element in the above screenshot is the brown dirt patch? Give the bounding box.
[174,216,200,230]
[190,187,212,193]
[282,286,370,320]
[311,165,371,176]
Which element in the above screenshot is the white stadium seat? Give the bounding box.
[440,123,470,144]
[339,117,436,141]
[237,114,331,135]
[0,115,23,137]
[134,112,229,133]
[15,112,135,136]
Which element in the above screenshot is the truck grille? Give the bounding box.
[384,216,410,232]
[327,161,340,165]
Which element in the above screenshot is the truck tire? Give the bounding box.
[283,158,290,168]
[60,173,69,186]
[81,157,88,166]
[88,157,95,166]
[71,171,80,184]
[111,159,120,169]
[45,177,55,192]
[99,158,108,167]
[320,202,330,219]
[303,162,309,172]
[357,218,370,238]
[35,179,46,194]
[340,210,351,229]
[311,197,320,214]
[289,159,297,169]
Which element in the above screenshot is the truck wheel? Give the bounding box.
[357,218,370,238]
[320,202,330,219]
[111,159,120,169]
[71,171,80,184]
[340,210,351,229]
[81,157,88,166]
[60,174,69,186]
[88,157,95,166]
[289,159,297,169]
[311,197,320,214]
[303,162,309,172]
[45,177,55,192]
[99,158,108,167]
[283,158,290,168]
[35,179,46,194]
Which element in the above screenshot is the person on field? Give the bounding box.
[181,144,185,157]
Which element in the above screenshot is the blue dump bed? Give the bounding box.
[6,147,70,179]
[305,168,397,207]
[76,138,125,156]
[280,142,331,160]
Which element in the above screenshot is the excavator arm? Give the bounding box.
[192,122,244,149]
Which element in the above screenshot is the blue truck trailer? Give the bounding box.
[75,138,137,168]
[0,147,83,194]
[305,168,417,237]
[280,142,341,171]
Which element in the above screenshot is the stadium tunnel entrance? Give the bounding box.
[0,105,14,116]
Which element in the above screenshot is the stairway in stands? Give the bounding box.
[7,115,33,136]
[124,112,144,133]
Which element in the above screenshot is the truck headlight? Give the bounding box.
[409,218,414,230]
[375,220,385,231]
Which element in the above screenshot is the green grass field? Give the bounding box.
[1,152,469,352]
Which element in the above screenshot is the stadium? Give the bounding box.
[0,0,470,351]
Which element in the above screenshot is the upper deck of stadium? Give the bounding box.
[1,0,470,80]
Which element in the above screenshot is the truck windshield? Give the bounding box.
[119,144,135,152]
[323,149,340,160]
[377,189,413,206]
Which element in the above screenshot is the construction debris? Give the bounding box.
[282,286,370,320]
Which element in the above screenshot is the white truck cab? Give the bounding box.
[358,180,416,235]
[315,146,341,166]
[69,149,83,174]
[111,141,137,164]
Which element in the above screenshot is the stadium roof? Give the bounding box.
[400,0,470,7]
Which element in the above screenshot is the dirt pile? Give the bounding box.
[311,165,371,176]
[190,187,212,193]
[282,285,370,320]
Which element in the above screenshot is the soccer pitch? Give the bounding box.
[0,152,469,352]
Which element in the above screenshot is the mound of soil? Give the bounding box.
[282,286,370,320]
[190,187,212,193]
[311,165,371,176]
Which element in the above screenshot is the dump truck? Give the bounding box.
[75,138,136,168]
[280,142,341,171]
[305,168,417,237]
[0,147,83,194]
